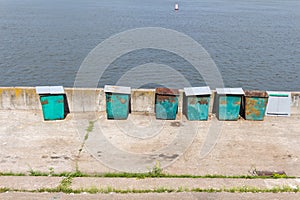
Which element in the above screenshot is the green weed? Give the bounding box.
[148,161,164,177]
[0,187,10,193]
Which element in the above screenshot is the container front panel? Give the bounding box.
[106,93,129,119]
[40,95,64,120]
[155,95,178,120]
[187,96,210,120]
[218,96,241,120]
[245,97,268,120]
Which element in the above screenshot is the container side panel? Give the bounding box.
[155,95,178,120]
[187,96,210,120]
[106,93,129,119]
[245,97,268,120]
[218,96,241,120]
[40,95,64,120]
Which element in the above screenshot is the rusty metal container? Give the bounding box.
[36,86,65,120]
[155,88,179,120]
[183,86,211,120]
[216,88,244,121]
[244,90,268,120]
[104,85,131,120]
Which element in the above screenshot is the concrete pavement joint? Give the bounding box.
[1,185,299,194]
[1,176,300,194]
[75,119,98,172]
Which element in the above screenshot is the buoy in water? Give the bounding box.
[175,3,179,11]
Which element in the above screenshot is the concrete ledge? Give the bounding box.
[0,87,299,115]
[131,89,155,113]
[64,88,105,112]
[0,87,40,110]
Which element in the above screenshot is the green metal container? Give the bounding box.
[40,95,64,120]
[104,85,131,120]
[216,88,244,121]
[155,88,179,120]
[244,90,268,121]
[36,86,65,121]
[183,86,211,121]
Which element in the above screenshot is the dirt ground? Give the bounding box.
[2,192,300,200]
[1,109,300,199]
[0,109,299,176]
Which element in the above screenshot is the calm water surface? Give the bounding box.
[0,0,299,90]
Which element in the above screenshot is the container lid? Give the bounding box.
[244,90,268,97]
[35,86,64,94]
[104,85,131,94]
[216,88,244,95]
[266,91,290,97]
[155,88,179,95]
[184,86,211,96]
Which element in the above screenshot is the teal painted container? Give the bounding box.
[183,86,211,121]
[40,95,64,120]
[106,93,130,119]
[185,96,210,120]
[217,96,242,120]
[155,88,179,120]
[104,85,131,120]
[216,88,244,121]
[244,90,268,121]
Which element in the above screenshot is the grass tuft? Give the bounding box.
[0,171,297,179]
[1,185,300,194]
[0,187,10,193]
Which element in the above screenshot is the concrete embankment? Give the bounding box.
[0,87,156,113]
[0,87,300,177]
[0,87,299,115]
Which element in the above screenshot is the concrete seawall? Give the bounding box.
[1,87,300,176]
[0,87,299,115]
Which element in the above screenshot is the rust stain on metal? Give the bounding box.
[244,90,268,97]
[245,99,259,116]
[156,88,179,95]
[246,98,258,105]
[234,101,241,105]
[157,95,176,103]
[189,97,208,105]
[245,97,268,118]
[198,99,208,105]
[120,98,127,104]
[41,100,48,105]
[220,100,227,105]
[116,96,127,104]
[245,105,260,117]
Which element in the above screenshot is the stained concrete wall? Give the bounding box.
[130,89,155,113]
[0,87,299,115]
[0,87,40,110]
[64,88,105,112]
